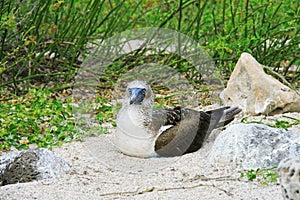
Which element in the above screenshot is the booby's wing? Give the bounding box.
[153,107,210,157]
[151,107,181,132]
[153,106,241,157]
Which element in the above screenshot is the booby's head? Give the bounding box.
[128,88,146,105]
[124,80,154,107]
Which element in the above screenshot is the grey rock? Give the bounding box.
[279,157,300,200]
[220,52,300,115]
[0,148,70,186]
[209,123,300,169]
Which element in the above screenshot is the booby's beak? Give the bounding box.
[129,88,146,105]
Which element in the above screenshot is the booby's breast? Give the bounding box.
[115,108,158,157]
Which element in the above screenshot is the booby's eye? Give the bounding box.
[128,88,132,95]
[140,89,146,95]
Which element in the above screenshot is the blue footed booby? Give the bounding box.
[115,80,241,158]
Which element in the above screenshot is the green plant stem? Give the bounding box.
[262,65,300,96]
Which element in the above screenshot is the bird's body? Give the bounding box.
[115,80,241,158]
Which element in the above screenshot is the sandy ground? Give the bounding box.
[0,121,287,200]
[2,111,300,200]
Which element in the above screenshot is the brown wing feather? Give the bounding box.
[154,106,241,157]
[154,108,210,157]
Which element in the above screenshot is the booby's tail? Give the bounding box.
[206,106,242,133]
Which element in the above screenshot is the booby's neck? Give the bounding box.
[117,104,153,136]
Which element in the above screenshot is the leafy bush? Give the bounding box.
[0,89,80,150]
[0,88,117,151]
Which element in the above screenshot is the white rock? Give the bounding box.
[220,52,300,115]
[279,157,300,200]
[209,123,300,169]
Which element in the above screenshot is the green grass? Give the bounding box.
[0,89,114,151]
[73,96,116,136]
[240,166,279,185]
[0,89,77,150]
[241,115,300,130]
[0,0,299,150]
[1,0,299,94]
